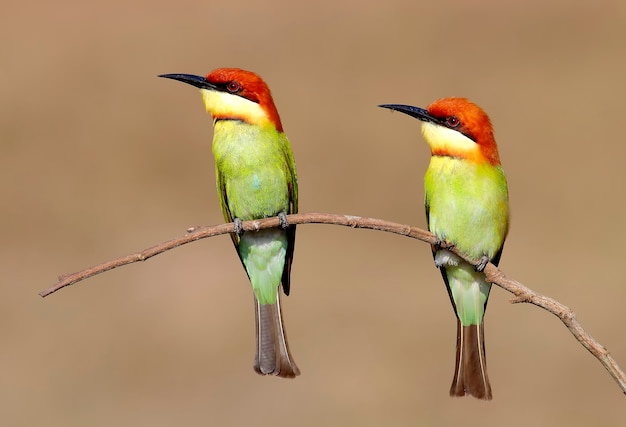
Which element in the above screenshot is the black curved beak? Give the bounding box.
[159,74,217,90]
[378,104,438,125]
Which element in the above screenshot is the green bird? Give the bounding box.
[380,98,509,399]
[160,68,299,378]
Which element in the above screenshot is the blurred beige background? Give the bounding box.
[2,0,625,425]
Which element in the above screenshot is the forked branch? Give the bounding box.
[39,212,626,395]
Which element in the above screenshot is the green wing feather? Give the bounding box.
[280,134,298,295]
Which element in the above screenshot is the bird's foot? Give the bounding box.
[433,239,458,268]
[233,218,244,236]
[278,211,289,230]
[433,238,453,252]
[475,255,490,272]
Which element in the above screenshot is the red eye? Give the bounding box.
[446,116,460,127]
[227,81,240,93]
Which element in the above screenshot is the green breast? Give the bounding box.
[212,121,295,221]
[425,156,509,259]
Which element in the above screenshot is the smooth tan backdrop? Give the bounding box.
[2,0,625,425]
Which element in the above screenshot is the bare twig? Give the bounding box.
[40,212,626,395]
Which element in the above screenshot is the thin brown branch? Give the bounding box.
[39,212,626,395]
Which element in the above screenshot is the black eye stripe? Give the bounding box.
[433,115,476,142]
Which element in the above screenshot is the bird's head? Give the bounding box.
[160,68,283,131]
[379,98,500,165]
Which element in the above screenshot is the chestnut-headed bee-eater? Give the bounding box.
[380,98,509,399]
[160,68,299,378]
